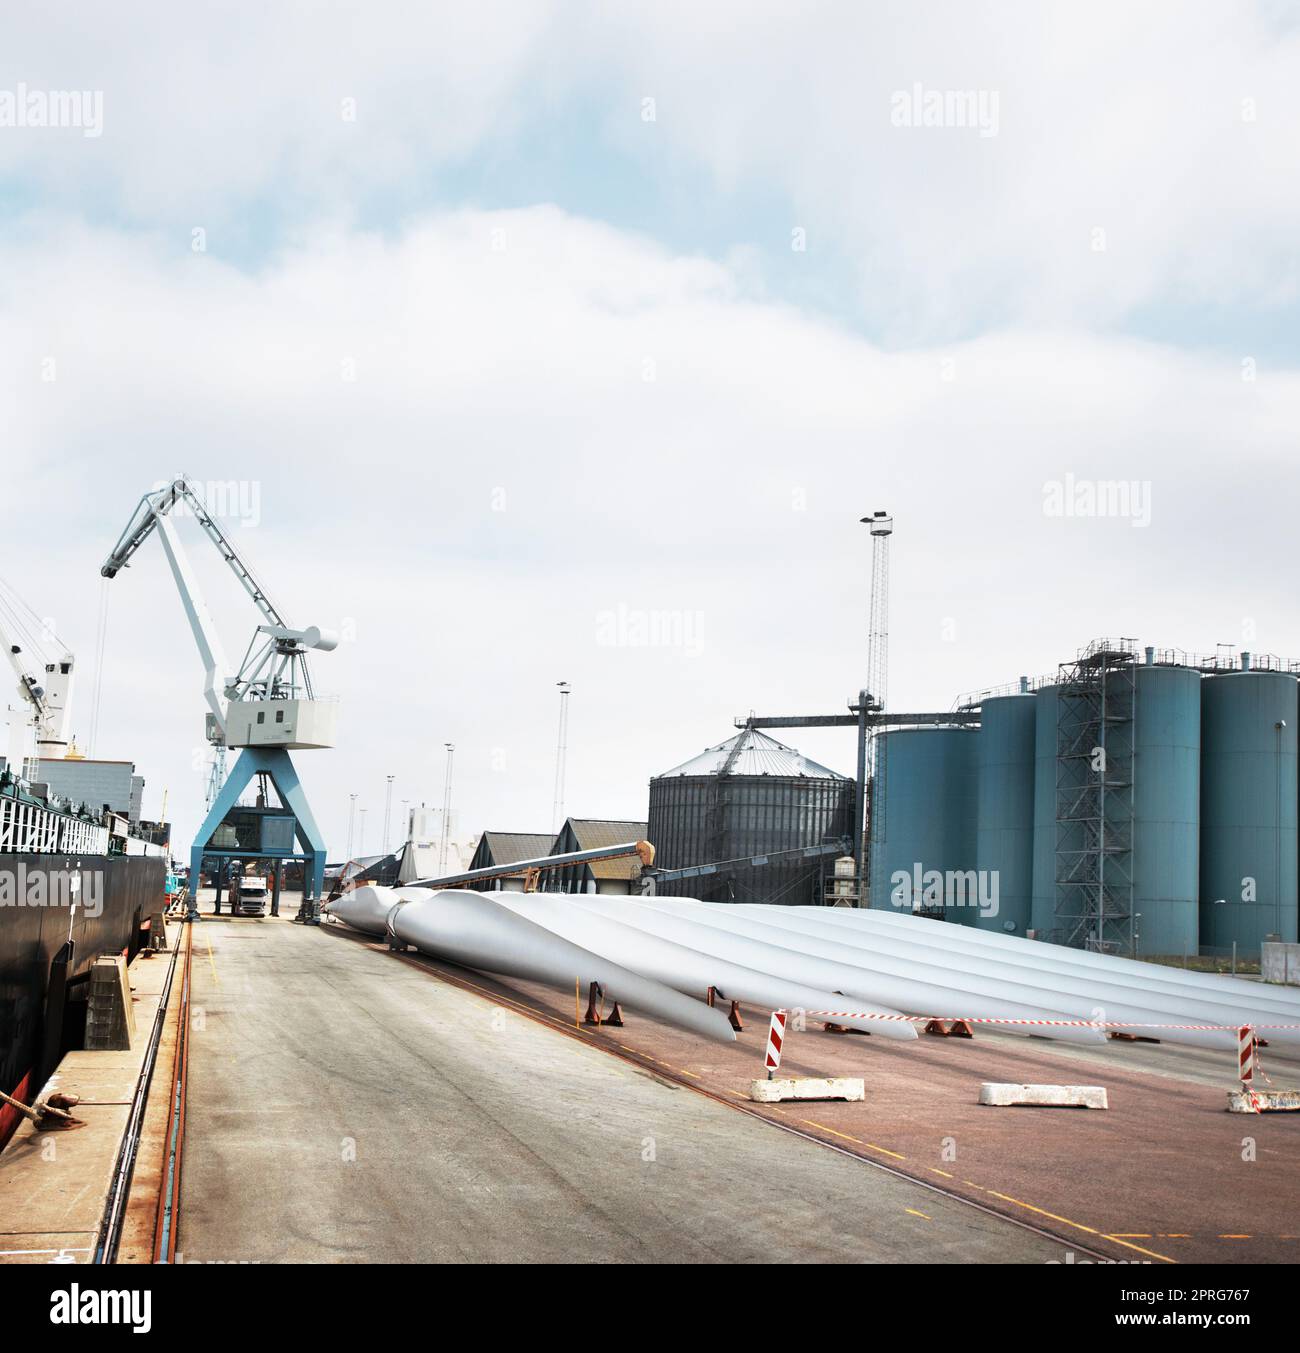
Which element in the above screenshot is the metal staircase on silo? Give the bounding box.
[1054,639,1137,952]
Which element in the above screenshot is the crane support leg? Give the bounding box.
[188,748,327,908]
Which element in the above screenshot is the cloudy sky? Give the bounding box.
[2,2,1298,859]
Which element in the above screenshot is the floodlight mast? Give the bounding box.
[100,476,339,911]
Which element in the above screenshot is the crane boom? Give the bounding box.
[102,477,288,629]
[152,512,234,739]
[99,477,334,736]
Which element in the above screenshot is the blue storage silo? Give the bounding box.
[1130,663,1201,958]
[869,728,979,923]
[1200,670,1299,954]
[975,695,1036,935]
[1031,663,1199,956]
[1029,685,1063,937]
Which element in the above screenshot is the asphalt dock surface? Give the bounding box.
[179,912,1069,1263]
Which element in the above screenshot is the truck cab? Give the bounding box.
[231,869,269,917]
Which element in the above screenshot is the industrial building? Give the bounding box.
[869,640,1300,960]
[648,729,855,905]
[467,831,556,892]
[541,818,648,895]
[33,755,145,822]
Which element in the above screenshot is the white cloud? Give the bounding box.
[582,0,1300,335]
[2,3,1295,338]
[3,206,1298,857]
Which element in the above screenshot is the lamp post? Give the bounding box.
[439,743,455,874]
[857,512,891,904]
[346,793,358,861]
[552,682,571,833]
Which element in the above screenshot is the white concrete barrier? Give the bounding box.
[749,1076,865,1104]
[1227,1087,1300,1113]
[979,1082,1108,1109]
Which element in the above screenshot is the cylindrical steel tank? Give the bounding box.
[1200,670,1299,954]
[975,695,1036,935]
[869,727,978,924]
[1031,668,1200,957]
[648,731,854,905]
[1131,663,1201,958]
[1029,684,1063,937]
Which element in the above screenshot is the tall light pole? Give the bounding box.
[439,743,455,874]
[858,511,892,903]
[383,774,395,854]
[346,793,358,861]
[552,681,571,832]
[358,807,368,857]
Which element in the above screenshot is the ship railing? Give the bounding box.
[0,794,110,855]
[119,835,167,859]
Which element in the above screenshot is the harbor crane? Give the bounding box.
[101,477,338,914]
[0,577,75,777]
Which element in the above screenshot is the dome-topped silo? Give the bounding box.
[648,729,854,904]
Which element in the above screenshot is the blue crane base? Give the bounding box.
[188,747,327,907]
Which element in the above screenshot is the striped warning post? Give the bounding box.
[765,1009,787,1073]
[1239,1025,1258,1084]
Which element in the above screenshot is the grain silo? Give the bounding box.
[1030,683,1063,938]
[975,694,1036,935]
[868,727,978,923]
[1200,668,1299,954]
[647,729,854,905]
[1030,645,1199,957]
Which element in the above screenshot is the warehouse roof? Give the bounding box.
[474,831,556,866]
[562,818,648,880]
[656,728,848,780]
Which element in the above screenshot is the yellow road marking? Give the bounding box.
[929,1168,954,1179]
[203,931,219,985]
[798,1120,909,1160]
[986,1191,1174,1264]
[905,1209,931,1220]
[801,1120,863,1145]
[1218,1234,1252,1239]
[864,1142,907,1161]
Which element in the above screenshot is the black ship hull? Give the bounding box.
[0,853,164,1146]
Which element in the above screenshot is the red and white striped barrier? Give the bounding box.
[764,1010,787,1074]
[802,1010,1300,1032]
[1239,1025,1258,1084]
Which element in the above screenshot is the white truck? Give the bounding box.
[232,871,269,917]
